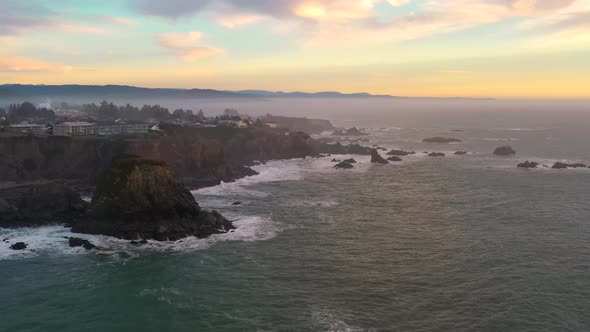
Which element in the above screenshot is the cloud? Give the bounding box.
[0,53,75,73]
[215,13,262,28]
[157,31,225,61]
[99,16,139,26]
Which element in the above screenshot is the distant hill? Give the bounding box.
[0,84,396,99]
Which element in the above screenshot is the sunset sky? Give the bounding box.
[1,0,589,98]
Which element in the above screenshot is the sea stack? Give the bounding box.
[371,149,389,164]
[72,155,234,241]
[493,145,516,156]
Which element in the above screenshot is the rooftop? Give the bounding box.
[55,121,94,127]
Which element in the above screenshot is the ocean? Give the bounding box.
[2,111,590,331]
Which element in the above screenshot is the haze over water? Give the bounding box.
[3,108,590,331]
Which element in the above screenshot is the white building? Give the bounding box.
[53,122,95,136]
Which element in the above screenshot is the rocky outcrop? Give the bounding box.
[493,146,516,156]
[422,137,462,143]
[0,182,88,228]
[428,152,446,157]
[68,237,96,250]
[552,162,587,169]
[334,161,354,169]
[371,149,388,164]
[387,156,402,162]
[517,161,539,168]
[72,155,234,241]
[10,242,27,250]
[454,151,468,155]
[0,127,371,189]
[343,158,357,164]
[387,149,415,156]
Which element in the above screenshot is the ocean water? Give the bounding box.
[2,120,590,331]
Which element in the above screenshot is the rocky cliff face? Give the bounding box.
[0,127,370,187]
[0,182,88,227]
[72,155,233,240]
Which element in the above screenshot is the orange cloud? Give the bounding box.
[0,53,74,73]
[157,31,225,61]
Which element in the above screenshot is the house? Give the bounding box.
[94,121,149,136]
[53,122,95,136]
[7,123,45,134]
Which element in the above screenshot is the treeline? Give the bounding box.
[0,102,56,125]
[80,101,206,122]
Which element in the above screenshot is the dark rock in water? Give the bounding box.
[72,155,235,241]
[139,239,148,244]
[387,156,403,162]
[422,137,462,143]
[10,242,27,250]
[377,147,387,151]
[231,201,242,206]
[68,237,96,250]
[454,151,468,155]
[517,161,539,168]
[0,183,89,228]
[494,145,516,156]
[387,149,415,156]
[552,162,588,169]
[331,159,341,162]
[334,162,354,169]
[451,129,464,132]
[371,149,389,164]
[428,152,446,157]
[343,158,357,164]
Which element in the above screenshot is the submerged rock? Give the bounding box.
[428,152,446,157]
[231,201,242,206]
[494,145,516,156]
[517,161,539,168]
[72,155,235,241]
[334,161,354,169]
[10,242,27,250]
[387,156,403,162]
[371,149,389,164]
[387,149,415,156]
[454,151,468,155]
[422,137,462,143]
[68,237,96,250]
[343,158,357,164]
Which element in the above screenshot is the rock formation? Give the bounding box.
[387,156,402,162]
[10,242,27,250]
[493,146,516,156]
[334,161,354,169]
[68,237,96,250]
[517,161,539,168]
[0,183,88,228]
[343,158,357,164]
[454,151,468,155]
[72,155,234,241]
[422,137,462,143]
[428,152,446,157]
[552,162,587,169]
[371,149,389,164]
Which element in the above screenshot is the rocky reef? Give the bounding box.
[552,162,587,169]
[332,127,369,136]
[387,149,415,156]
[72,155,234,241]
[517,161,539,168]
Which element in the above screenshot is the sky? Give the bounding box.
[1,0,589,98]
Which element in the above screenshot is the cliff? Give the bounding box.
[0,126,370,187]
[0,182,88,227]
[72,156,233,240]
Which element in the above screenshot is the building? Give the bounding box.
[7,123,45,134]
[53,122,95,136]
[94,122,149,136]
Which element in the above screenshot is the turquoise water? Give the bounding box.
[2,126,590,331]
